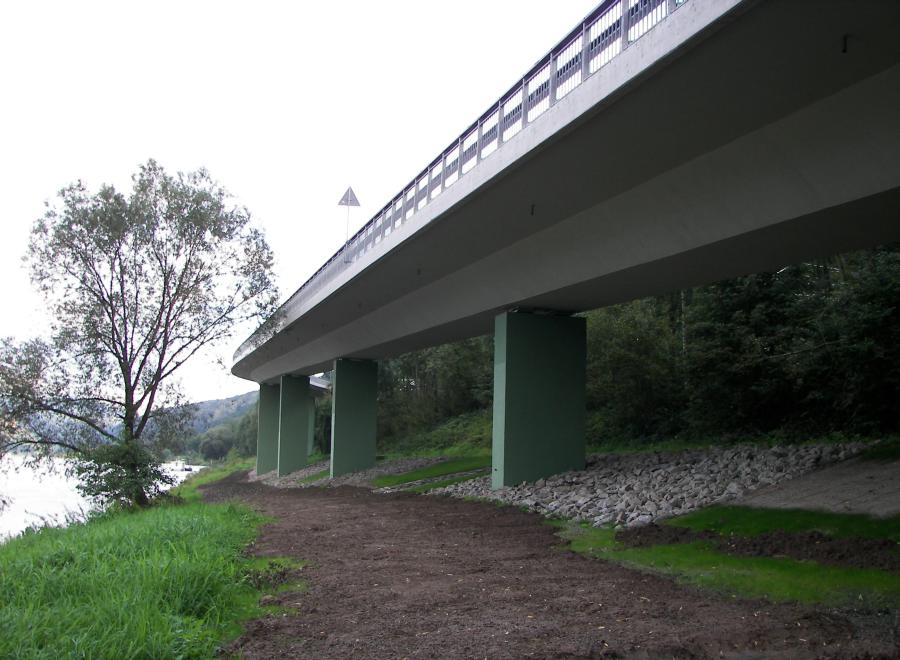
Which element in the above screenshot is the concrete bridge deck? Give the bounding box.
[234,0,900,486]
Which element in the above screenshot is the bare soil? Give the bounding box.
[202,472,898,658]
[617,524,900,573]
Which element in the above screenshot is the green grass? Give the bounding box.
[559,520,900,609]
[372,456,492,488]
[407,472,489,493]
[380,410,492,458]
[860,435,900,461]
[668,505,900,542]
[0,461,302,659]
[171,457,255,503]
[297,468,330,484]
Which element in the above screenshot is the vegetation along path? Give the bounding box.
[203,471,897,658]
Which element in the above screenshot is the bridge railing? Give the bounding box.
[235,0,686,365]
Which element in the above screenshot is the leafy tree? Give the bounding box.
[73,441,175,507]
[584,299,685,442]
[199,434,230,461]
[683,245,900,437]
[377,336,492,442]
[0,160,278,505]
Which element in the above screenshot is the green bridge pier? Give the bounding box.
[256,310,587,488]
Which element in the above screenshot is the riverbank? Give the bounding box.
[0,461,298,658]
[0,454,203,541]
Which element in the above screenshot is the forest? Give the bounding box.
[190,244,899,460]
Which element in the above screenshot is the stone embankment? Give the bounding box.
[431,443,867,527]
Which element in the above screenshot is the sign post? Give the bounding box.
[338,186,360,251]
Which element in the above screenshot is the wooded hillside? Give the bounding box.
[376,244,899,450]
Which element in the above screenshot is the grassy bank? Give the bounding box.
[379,410,491,458]
[670,505,900,541]
[379,410,898,460]
[372,456,491,488]
[0,463,291,659]
[558,507,900,609]
[173,457,255,503]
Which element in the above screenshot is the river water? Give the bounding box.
[0,454,203,542]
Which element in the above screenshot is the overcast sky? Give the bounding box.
[0,0,599,402]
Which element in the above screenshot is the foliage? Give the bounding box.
[372,245,899,452]
[584,298,685,442]
[559,521,900,608]
[587,245,900,444]
[73,440,175,507]
[187,406,259,461]
[0,500,273,658]
[199,435,230,461]
[684,248,900,436]
[379,409,492,457]
[377,336,492,441]
[0,160,277,505]
[185,393,337,462]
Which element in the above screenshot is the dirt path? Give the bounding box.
[204,472,897,659]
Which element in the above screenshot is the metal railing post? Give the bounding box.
[581,22,591,80]
[549,52,558,106]
[621,0,632,49]
[476,119,483,162]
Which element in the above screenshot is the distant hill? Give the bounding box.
[188,391,257,436]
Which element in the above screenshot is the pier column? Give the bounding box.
[330,358,377,477]
[491,311,586,489]
[256,382,280,475]
[307,397,316,457]
[277,375,314,477]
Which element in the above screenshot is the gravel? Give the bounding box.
[429,442,868,527]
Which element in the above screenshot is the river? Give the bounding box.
[0,454,204,542]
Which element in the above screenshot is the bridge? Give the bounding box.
[233,0,900,486]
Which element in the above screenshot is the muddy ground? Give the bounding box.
[204,472,898,659]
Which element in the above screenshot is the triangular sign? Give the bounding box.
[338,187,360,207]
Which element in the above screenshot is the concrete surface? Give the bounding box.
[234,0,900,382]
[738,458,900,518]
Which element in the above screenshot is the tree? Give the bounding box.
[584,300,685,443]
[0,160,278,505]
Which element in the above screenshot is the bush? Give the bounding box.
[200,435,229,461]
[73,441,174,507]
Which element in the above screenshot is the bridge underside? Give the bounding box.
[244,0,900,485]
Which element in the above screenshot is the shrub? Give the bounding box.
[73,441,174,507]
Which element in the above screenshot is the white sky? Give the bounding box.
[0,0,598,403]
